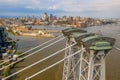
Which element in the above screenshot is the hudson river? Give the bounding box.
[10,23,120,80]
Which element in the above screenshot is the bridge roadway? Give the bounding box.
[10,36,66,80]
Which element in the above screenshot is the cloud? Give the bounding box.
[0,0,120,17]
[25,0,41,9]
[57,0,120,12]
[53,0,120,17]
[25,6,35,9]
[31,0,41,6]
[48,5,57,10]
[0,0,18,2]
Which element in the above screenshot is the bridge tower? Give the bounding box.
[62,28,115,80]
[62,28,87,80]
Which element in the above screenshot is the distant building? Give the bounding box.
[32,15,35,19]
[68,16,73,24]
[0,27,8,43]
[77,21,87,28]
[50,14,54,21]
[75,16,80,21]
[0,27,14,57]
[42,12,49,22]
[62,16,67,21]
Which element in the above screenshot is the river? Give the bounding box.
[10,23,120,80]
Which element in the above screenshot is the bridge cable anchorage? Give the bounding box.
[0,36,65,71]
[0,34,63,66]
[2,42,76,80]
[25,49,84,80]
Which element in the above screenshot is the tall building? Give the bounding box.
[0,27,16,52]
[62,16,67,21]
[42,12,49,22]
[50,14,53,21]
[0,27,7,43]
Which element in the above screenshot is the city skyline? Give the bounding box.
[0,0,120,18]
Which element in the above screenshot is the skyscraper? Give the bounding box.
[42,12,49,22]
[0,27,7,43]
[50,14,53,21]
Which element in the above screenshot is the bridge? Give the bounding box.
[0,27,117,80]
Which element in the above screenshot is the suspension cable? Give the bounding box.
[2,42,76,80]
[0,35,63,66]
[114,46,120,51]
[0,37,65,71]
[113,46,120,55]
[25,49,84,80]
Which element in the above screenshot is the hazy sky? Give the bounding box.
[0,0,120,18]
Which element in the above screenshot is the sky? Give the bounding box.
[0,0,120,18]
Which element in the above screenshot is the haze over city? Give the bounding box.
[0,0,120,18]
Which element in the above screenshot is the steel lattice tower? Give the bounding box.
[62,37,85,80]
[62,28,115,80]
